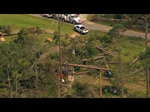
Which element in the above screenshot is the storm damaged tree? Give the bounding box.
[108,24,126,98]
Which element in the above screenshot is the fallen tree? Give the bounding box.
[95,46,115,57]
[62,63,111,71]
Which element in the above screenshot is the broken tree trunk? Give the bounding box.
[82,56,105,62]
[126,67,144,77]
[131,42,150,65]
[95,46,115,57]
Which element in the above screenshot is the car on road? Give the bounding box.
[73,24,88,34]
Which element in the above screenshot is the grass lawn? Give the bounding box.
[4,35,17,42]
[120,36,145,62]
[0,14,74,35]
[4,33,55,43]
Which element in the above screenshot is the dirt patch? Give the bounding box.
[70,32,80,38]
[0,37,6,42]
[124,83,146,92]
[44,30,54,33]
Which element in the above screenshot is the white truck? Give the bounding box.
[54,14,82,24]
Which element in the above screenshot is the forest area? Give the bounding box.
[0,14,150,98]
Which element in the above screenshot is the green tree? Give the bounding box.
[0,42,24,97]
[37,60,58,97]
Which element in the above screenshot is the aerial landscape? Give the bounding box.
[0,14,150,98]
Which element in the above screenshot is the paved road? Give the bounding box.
[29,14,150,38]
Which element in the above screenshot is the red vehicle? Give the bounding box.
[57,69,68,80]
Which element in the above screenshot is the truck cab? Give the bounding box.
[65,14,81,24]
[55,14,81,24]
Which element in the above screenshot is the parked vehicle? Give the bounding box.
[54,14,82,24]
[41,14,54,18]
[74,24,88,34]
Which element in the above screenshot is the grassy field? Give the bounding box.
[0,14,74,35]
